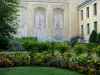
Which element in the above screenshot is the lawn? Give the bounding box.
[0,67,84,75]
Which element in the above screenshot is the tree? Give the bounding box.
[89,30,97,43]
[0,0,19,49]
[96,33,100,44]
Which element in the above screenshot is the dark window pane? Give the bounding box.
[93,3,97,15]
[87,7,89,18]
[81,10,83,20]
[87,23,90,34]
[81,25,84,37]
[94,22,97,33]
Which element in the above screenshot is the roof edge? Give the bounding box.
[77,0,93,9]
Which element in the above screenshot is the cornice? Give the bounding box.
[20,0,68,4]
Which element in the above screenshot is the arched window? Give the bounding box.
[53,8,64,39]
[34,7,46,38]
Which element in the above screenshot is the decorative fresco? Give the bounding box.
[53,9,64,39]
[34,8,46,38]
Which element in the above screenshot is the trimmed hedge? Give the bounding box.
[89,30,97,43]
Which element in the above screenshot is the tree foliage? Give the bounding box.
[0,0,20,49]
[89,30,97,43]
[96,33,100,44]
[0,0,19,37]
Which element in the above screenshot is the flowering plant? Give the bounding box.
[92,45,100,56]
[8,53,30,66]
[77,66,88,73]
[55,42,69,54]
[73,44,86,55]
[0,58,13,67]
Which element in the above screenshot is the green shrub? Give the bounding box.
[8,37,38,51]
[21,37,39,52]
[78,53,88,65]
[89,30,97,43]
[96,33,100,44]
[21,37,38,42]
[49,42,57,55]
[55,42,69,54]
[92,45,100,56]
[73,44,86,55]
[8,37,24,51]
[38,41,51,52]
[8,53,30,66]
[33,52,52,66]
[22,40,38,52]
[34,53,45,65]
[90,54,99,65]
[85,43,97,54]
[0,36,9,50]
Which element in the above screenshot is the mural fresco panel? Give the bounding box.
[53,9,64,39]
[34,8,46,38]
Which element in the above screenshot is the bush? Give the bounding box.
[73,44,86,55]
[77,53,88,65]
[49,42,57,55]
[29,51,52,66]
[38,41,51,52]
[55,42,69,54]
[85,43,97,54]
[8,53,30,66]
[90,54,99,65]
[96,33,100,44]
[0,58,13,67]
[0,36,9,50]
[22,38,38,52]
[9,37,38,51]
[33,53,45,65]
[48,57,63,68]
[8,37,24,51]
[92,45,100,56]
[21,37,38,42]
[89,30,97,43]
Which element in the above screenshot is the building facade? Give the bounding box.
[17,0,99,42]
[78,0,100,42]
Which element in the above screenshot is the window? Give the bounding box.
[94,21,97,33]
[93,3,97,15]
[81,25,84,37]
[81,10,83,20]
[86,7,89,18]
[87,23,90,34]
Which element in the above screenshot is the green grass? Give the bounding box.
[0,67,84,75]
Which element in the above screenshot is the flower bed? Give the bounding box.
[0,41,100,75]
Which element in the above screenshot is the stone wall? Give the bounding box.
[17,0,80,41]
